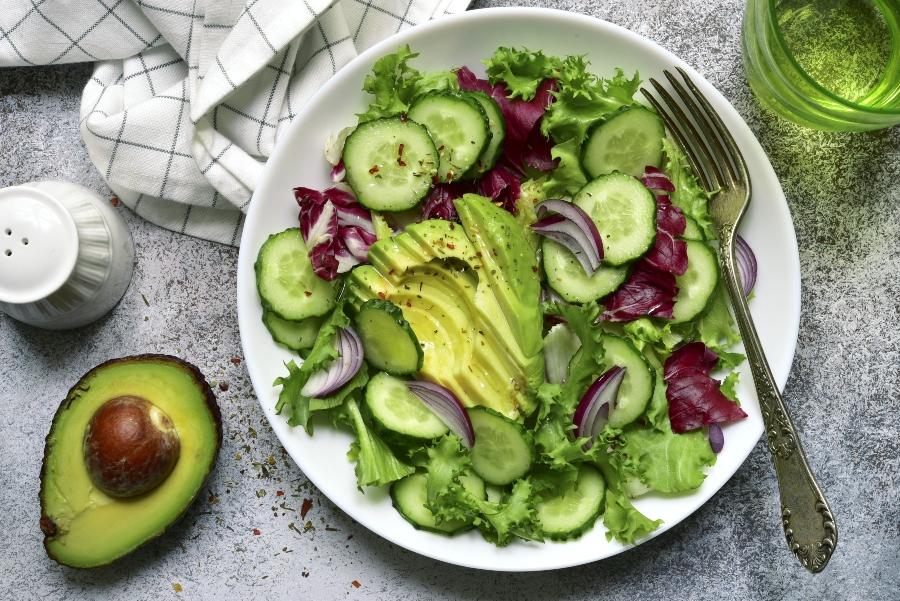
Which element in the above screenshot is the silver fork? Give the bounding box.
[641,68,836,573]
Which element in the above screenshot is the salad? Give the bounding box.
[254,45,756,546]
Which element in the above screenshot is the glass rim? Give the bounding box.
[766,0,900,116]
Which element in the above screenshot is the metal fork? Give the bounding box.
[641,68,836,573]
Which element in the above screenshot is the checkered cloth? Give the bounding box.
[0,0,470,244]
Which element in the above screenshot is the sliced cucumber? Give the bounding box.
[355,299,423,375]
[681,215,705,241]
[574,174,657,266]
[535,464,605,540]
[468,407,532,486]
[365,372,448,440]
[262,310,323,352]
[407,93,490,182]
[581,106,665,178]
[602,334,655,428]
[255,228,336,321]
[391,472,485,534]
[542,239,628,303]
[671,240,719,323]
[343,117,438,211]
[463,91,505,175]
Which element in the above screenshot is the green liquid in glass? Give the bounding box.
[777,0,892,103]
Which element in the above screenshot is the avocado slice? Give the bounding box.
[39,355,222,568]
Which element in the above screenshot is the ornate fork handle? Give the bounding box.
[719,232,837,573]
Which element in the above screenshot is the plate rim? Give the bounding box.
[237,6,801,571]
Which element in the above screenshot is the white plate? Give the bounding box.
[237,7,800,571]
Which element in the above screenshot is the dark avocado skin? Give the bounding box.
[39,354,222,568]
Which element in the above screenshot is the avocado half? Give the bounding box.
[39,355,222,568]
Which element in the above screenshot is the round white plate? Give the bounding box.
[237,7,800,571]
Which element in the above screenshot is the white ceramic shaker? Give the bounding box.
[0,181,134,329]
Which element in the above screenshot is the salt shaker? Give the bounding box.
[0,182,134,329]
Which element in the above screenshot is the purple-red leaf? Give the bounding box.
[664,342,748,434]
[295,185,376,280]
[457,67,556,173]
[422,183,468,221]
[601,260,678,321]
[477,163,521,214]
[643,194,688,276]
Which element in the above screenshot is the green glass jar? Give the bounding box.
[742,0,900,131]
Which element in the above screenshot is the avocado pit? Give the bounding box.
[83,395,180,498]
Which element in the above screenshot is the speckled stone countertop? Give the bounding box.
[1,1,898,599]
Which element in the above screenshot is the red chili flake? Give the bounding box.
[300,498,313,519]
[230,356,242,365]
[531,266,539,273]
[397,158,407,167]
[446,242,455,250]
[398,143,405,156]
[304,290,312,297]
[276,490,285,497]
[351,581,361,589]
[218,381,229,391]
[110,196,120,207]
[368,165,379,175]
[252,528,261,536]
[377,291,387,300]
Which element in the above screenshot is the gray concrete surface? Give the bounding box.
[1,1,899,599]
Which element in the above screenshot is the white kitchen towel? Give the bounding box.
[0,0,470,245]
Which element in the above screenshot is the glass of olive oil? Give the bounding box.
[742,0,900,131]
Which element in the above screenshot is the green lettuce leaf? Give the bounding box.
[542,302,606,417]
[694,286,743,356]
[423,436,541,545]
[594,452,662,544]
[483,47,561,100]
[720,371,740,403]
[356,45,458,123]
[342,397,414,488]
[643,367,670,431]
[274,303,351,430]
[663,138,716,240]
[541,57,641,144]
[542,136,588,197]
[618,423,716,494]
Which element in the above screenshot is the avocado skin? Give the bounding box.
[39,354,222,569]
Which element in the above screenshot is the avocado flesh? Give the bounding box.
[350,211,543,417]
[40,355,221,568]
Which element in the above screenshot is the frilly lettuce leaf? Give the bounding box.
[663,138,716,240]
[341,397,414,488]
[617,423,716,494]
[542,57,641,144]
[357,45,457,123]
[484,47,561,100]
[542,136,588,197]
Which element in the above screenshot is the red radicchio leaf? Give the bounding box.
[664,342,748,433]
[295,185,375,280]
[477,164,521,214]
[457,67,556,174]
[423,183,470,221]
[523,124,556,172]
[331,160,346,182]
[643,194,688,275]
[600,259,678,321]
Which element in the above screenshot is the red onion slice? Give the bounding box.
[708,423,724,453]
[300,327,364,397]
[735,235,757,296]
[573,366,627,440]
[407,380,475,448]
[532,200,604,275]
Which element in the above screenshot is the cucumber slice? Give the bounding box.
[468,407,533,485]
[543,239,628,303]
[408,93,490,182]
[364,372,448,440]
[581,106,665,178]
[463,91,505,175]
[681,215,705,240]
[391,472,485,535]
[355,299,423,375]
[535,464,605,540]
[602,334,655,428]
[255,228,336,321]
[262,310,323,352]
[574,174,657,266]
[671,240,719,323]
[343,118,438,211]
